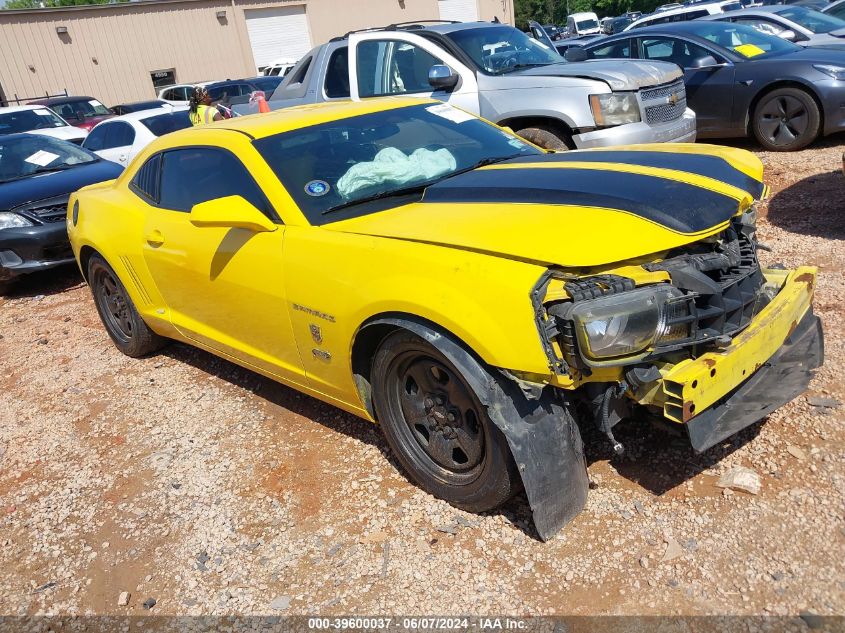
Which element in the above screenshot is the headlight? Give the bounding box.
[570,285,683,360]
[0,212,34,230]
[813,64,845,80]
[589,92,641,126]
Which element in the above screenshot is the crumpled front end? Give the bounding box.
[535,214,824,453]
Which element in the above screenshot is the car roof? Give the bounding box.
[30,96,96,105]
[629,0,735,22]
[196,97,435,140]
[104,106,188,123]
[0,104,53,113]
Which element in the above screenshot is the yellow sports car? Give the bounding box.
[68,98,823,540]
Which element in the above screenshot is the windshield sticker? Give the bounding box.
[88,99,102,107]
[304,180,330,196]
[733,44,766,58]
[24,150,60,167]
[508,138,527,150]
[33,109,52,116]
[426,103,474,124]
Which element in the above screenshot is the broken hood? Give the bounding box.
[325,145,766,268]
[501,59,683,91]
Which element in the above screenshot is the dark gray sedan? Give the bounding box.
[579,21,845,150]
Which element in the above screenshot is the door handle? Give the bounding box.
[145,230,165,246]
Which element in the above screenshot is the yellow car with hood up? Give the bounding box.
[67,98,823,540]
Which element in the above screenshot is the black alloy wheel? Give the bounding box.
[88,254,166,357]
[371,331,520,512]
[752,87,820,152]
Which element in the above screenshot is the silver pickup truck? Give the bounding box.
[252,20,696,150]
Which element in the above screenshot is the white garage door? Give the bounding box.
[245,5,312,71]
[438,0,479,22]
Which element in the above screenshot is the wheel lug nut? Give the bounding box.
[435,396,444,406]
[446,412,456,423]
[424,397,433,408]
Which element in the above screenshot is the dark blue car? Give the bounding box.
[577,21,845,150]
[0,134,123,291]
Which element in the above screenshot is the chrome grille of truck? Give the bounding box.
[640,79,686,125]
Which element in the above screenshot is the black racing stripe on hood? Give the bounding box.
[507,151,765,199]
[423,167,740,234]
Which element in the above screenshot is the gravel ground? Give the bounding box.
[0,139,843,622]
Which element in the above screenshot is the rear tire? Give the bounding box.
[371,330,521,512]
[87,254,166,357]
[514,124,572,151]
[751,87,820,152]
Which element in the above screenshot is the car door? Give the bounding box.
[348,31,480,114]
[636,35,736,134]
[136,146,305,385]
[98,121,136,166]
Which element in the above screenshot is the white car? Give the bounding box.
[624,0,743,30]
[81,107,190,167]
[157,82,214,106]
[0,105,87,143]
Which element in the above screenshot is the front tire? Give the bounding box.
[514,124,572,151]
[87,254,166,357]
[371,330,521,512]
[751,87,820,151]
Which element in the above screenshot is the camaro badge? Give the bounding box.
[309,323,323,345]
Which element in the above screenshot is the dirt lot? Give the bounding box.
[0,139,843,621]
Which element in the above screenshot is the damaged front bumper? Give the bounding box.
[658,266,823,452]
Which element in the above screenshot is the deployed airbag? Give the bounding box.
[337,147,456,199]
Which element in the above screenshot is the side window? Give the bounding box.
[103,122,135,149]
[324,47,351,98]
[356,39,442,97]
[83,124,109,151]
[640,37,713,68]
[733,17,785,36]
[288,56,312,85]
[589,39,632,59]
[131,153,161,202]
[158,148,271,215]
[683,10,709,20]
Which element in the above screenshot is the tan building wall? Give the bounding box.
[0,0,513,107]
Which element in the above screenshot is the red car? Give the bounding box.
[28,96,113,132]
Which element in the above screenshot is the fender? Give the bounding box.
[366,317,589,541]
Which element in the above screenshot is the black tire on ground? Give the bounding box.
[751,87,820,152]
[371,330,521,512]
[87,254,166,357]
[514,124,572,151]
[0,280,12,296]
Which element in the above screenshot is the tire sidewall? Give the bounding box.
[371,331,518,512]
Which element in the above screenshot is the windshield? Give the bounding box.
[779,7,845,33]
[576,19,600,30]
[49,98,112,121]
[253,103,542,224]
[0,134,97,183]
[140,111,192,137]
[0,108,67,135]
[695,22,801,56]
[445,25,563,74]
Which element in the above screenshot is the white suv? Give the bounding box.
[624,1,742,30]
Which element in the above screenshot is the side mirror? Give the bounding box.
[190,195,276,233]
[778,29,797,41]
[428,65,459,91]
[689,55,720,69]
[564,47,589,62]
